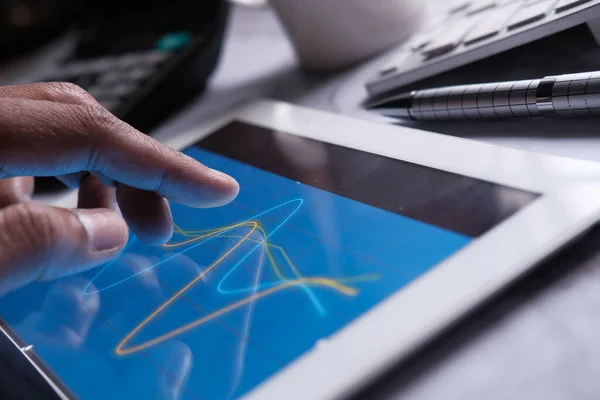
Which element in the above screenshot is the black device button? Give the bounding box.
[88,81,136,99]
[125,66,155,82]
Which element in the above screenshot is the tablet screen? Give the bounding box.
[0,122,538,399]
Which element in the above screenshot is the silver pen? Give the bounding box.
[366,71,600,121]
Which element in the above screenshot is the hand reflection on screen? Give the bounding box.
[13,259,194,400]
[50,222,267,399]
[2,203,280,399]
[102,227,268,399]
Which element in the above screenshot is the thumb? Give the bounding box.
[0,202,128,295]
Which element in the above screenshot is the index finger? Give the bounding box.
[0,97,239,207]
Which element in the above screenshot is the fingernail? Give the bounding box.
[76,209,127,252]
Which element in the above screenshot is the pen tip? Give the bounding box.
[365,92,413,119]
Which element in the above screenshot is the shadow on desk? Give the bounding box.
[352,225,600,400]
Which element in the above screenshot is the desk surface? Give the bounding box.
[3,4,600,400]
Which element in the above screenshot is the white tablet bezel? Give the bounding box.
[57,99,600,399]
[149,99,600,400]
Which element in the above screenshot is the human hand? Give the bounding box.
[0,82,239,296]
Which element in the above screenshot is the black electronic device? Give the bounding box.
[0,0,81,61]
[38,0,230,132]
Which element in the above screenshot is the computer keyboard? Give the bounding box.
[42,46,175,115]
[28,0,230,134]
[366,0,600,97]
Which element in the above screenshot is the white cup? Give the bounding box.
[269,0,425,72]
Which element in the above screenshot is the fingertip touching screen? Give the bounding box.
[0,121,538,399]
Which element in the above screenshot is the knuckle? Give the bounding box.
[79,104,120,132]
[38,82,92,104]
[53,81,89,97]
[0,192,21,208]
[76,105,136,151]
[151,139,173,160]
[64,104,133,170]
[49,81,81,93]
[69,105,122,146]
[3,203,61,255]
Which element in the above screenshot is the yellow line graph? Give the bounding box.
[115,204,379,356]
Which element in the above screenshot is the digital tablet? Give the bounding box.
[2,99,600,400]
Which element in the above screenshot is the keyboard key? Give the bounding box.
[379,64,396,76]
[60,61,92,77]
[96,72,122,86]
[112,83,136,98]
[555,0,593,12]
[88,82,135,99]
[449,0,472,13]
[408,33,432,52]
[422,19,480,58]
[408,20,459,54]
[378,51,411,75]
[116,53,145,69]
[467,0,497,16]
[84,57,119,74]
[507,0,555,30]
[464,3,521,45]
[96,65,154,86]
[125,67,154,82]
[141,51,171,65]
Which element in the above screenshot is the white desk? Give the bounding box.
[4,4,600,400]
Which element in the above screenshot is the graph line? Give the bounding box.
[82,199,380,356]
[83,199,304,295]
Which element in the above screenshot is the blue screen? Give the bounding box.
[0,146,477,399]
